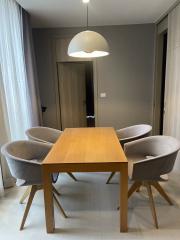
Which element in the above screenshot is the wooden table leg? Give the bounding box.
[42,167,55,233]
[120,163,128,232]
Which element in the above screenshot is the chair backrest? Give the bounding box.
[116,124,152,146]
[125,136,180,181]
[1,140,52,186]
[26,126,62,144]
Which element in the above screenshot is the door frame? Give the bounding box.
[52,36,99,130]
[153,19,168,134]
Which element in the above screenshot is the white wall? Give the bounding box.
[33,24,155,129]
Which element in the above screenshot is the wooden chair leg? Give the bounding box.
[151,182,173,205]
[52,185,61,196]
[106,172,116,184]
[128,181,142,198]
[20,185,37,230]
[117,181,142,210]
[67,172,77,181]
[136,186,141,192]
[53,193,67,218]
[145,183,159,229]
[19,186,32,204]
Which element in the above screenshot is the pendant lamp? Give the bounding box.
[68,0,109,58]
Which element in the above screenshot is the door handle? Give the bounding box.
[86,116,95,119]
[41,106,47,113]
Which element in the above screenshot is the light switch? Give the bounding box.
[100,92,107,98]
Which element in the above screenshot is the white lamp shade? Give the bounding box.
[68,30,109,58]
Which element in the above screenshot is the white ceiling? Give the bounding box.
[16,0,177,28]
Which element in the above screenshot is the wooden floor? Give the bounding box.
[1,172,180,239]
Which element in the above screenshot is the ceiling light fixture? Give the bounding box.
[68,0,109,58]
[82,0,90,3]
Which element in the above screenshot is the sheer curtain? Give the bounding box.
[0,68,6,196]
[0,0,32,140]
[0,166,4,197]
[0,68,14,191]
[0,0,41,192]
[163,3,180,171]
[22,8,42,126]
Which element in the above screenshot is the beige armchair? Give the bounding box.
[26,126,77,181]
[126,135,180,228]
[106,124,152,184]
[1,140,67,230]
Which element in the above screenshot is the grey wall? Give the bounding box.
[33,24,155,129]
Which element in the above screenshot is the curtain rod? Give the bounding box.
[156,0,180,24]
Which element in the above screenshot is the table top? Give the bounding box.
[43,127,127,165]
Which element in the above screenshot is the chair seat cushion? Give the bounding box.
[16,179,26,186]
[160,174,169,181]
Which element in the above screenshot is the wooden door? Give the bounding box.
[58,63,87,129]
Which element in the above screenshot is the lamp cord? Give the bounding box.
[86,4,89,30]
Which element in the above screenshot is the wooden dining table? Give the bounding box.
[42,127,128,233]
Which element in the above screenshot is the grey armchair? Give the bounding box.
[106,124,152,184]
[26,126,62,144]
[1,140,67,230]
[26,126,77,182]
[125,135,180,228]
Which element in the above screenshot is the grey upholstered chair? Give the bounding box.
[126,135,180,228]
[26,126,62,144]
[106,124,152,184]
[1,140,67,230]
[26,126,77,182]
